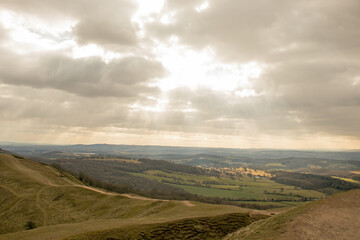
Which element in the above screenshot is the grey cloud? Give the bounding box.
[147,0,360,62]
[0,85,130,128]
[73,0,138,47]
[0,0,138,48]
[0,49,165,98]
[147,0,291,62]
[1,80,358,140]
[137,88,294,135]
[0,85,197,132]
[142,0,360,139]
[1,0,360,145]
[157,80,360,138]
[254,61,360,137]
[259,61,360,107]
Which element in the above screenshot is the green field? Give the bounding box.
[129,170,325,205]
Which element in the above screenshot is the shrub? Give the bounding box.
[25,220,36,230]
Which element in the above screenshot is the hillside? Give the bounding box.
[0,153,268,240]
[224,189,360,240]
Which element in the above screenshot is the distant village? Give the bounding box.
[208,167,273,178]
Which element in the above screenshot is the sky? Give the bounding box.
[0,0,359,149]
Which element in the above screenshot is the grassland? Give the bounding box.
[0,153,268,240]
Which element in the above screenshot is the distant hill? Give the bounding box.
[4,143,360,161]
[0,153,267,240]
[224,189,360,240]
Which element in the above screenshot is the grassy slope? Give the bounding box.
[66,213,268,240]
[0,153,266,240]
[224,189,360,240]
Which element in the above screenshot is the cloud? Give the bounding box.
[0,49,165,98]
[0,0,138,48]
[147,0,360,62]
[0,0,359,148]
[72,0,138,47]
[140,0,360,140]
[146,0,291,62]
[254,60,360,137]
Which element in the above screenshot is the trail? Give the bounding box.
[74,187,194,207]
[121,193,167,201]
[54,185,196,207]
[76,185,118,196]
[248,209,275,216]
[0,184,21,197]
[182,201,195,207]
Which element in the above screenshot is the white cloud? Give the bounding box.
[195,1,209,12]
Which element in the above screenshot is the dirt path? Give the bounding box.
[116,193,195,207]
[248,209,275,216]
[120,193,167,201]
[77,185,118,196]
[71,186,195,207]
[182,201,195,207]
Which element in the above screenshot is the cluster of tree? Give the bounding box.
[77,172,133,193]
[47,158,222,195]
[51,161,190,197]
[63,157,215,175]
[271,171,360,194]
[138,158,215,175]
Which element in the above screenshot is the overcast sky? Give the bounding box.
[0,0,359,149]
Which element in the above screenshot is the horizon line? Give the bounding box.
[1,140,359,152]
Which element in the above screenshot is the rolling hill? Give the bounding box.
[224,189,360,240]
[0,153,268,240]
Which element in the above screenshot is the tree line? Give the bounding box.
[271,171,360,194]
